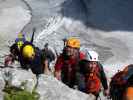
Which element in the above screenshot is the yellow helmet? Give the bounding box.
[66,37,80,48]
[22,45,35,59]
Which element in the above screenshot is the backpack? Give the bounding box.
[111,71,127,86]
[110,65,133,100]
[110,71,127,100]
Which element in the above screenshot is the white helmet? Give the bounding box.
[85,50,99,61]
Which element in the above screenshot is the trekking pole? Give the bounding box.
[35,74,39,89]
[62,38,67,47]
[30,27,36,43]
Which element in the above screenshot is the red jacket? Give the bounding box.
[55,52,85,71]
[55,52,85,84]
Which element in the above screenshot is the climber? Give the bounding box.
[110,64,133,100]
[5,40,50,75]
[41,43,55,71]
[54,37,85,88]
[15,41,50,75]
[79,50,109,100]
[4,33,26,66]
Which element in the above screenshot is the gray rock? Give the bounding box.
[37,75,95,100]
[0,68,95,100]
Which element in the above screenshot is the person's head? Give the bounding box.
[85,50,99,72]
[64,37,80,57]
[17,32,24,38]
[22,44,35,60]
[15,33,25,50]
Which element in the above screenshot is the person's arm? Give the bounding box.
[41,50,50,75]
[54,56,62,80]
[54,70,61,80]
[4,54,15,66]
[98,62,109,96]
[98,63,108,89]
[43,59,50,75]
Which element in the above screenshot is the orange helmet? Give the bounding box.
[66,37,80,48]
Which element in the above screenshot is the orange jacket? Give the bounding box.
[85,64,101,94]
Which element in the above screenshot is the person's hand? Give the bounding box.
[103,89,109,96]
[54,71,61,80]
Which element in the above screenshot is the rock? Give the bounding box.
[0,70,5,100]
[37,75,95,100]
[1,68,37,92]
[0,68,95,100]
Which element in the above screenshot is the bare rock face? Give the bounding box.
[0,68,95,100]
[0,70,4,100]
[37,75,95,100]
